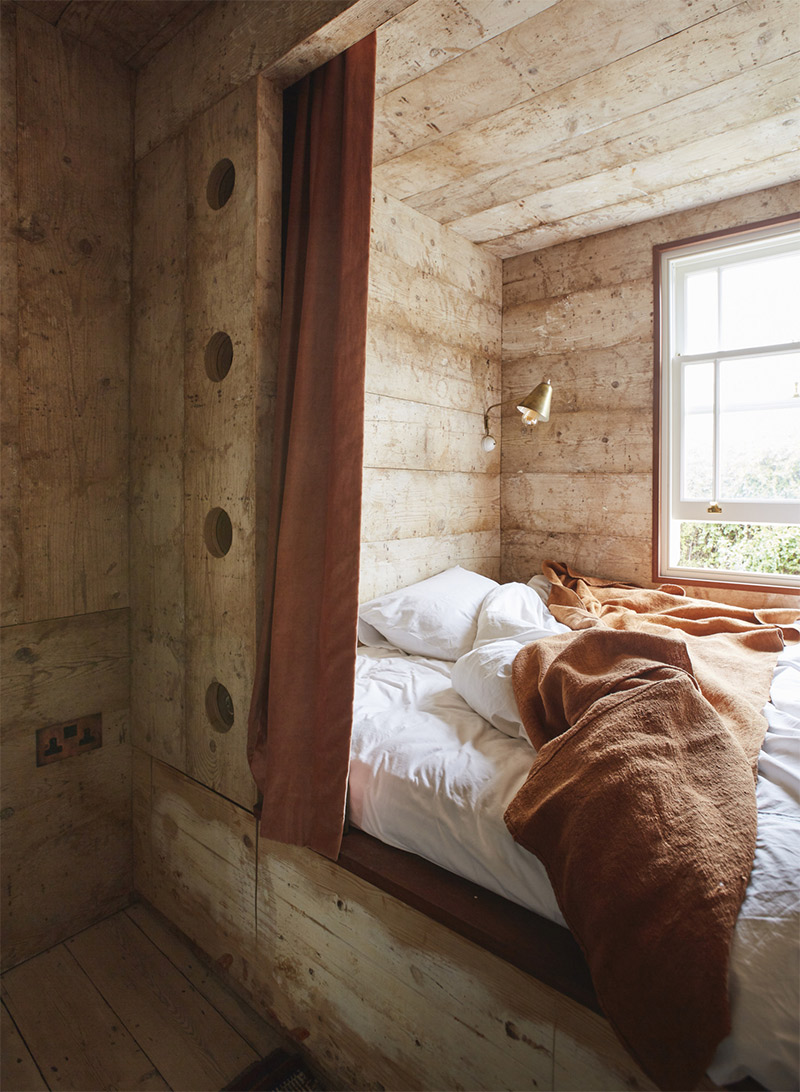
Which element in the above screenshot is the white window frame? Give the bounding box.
[656,217,800,590]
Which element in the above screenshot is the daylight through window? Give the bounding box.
[656,219,800,588]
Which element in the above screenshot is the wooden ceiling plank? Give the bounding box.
[374,0,737,165]
[460,111,800,244]
[482,154,800,258]
[411,55,800,225]
[134,0,415,159]
[11,1,70,25]
[55,0,154,64]
[372,0,799,202]
[375,0,558,97]
[125,2,211,70]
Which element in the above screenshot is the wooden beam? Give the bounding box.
[135,0,417,160]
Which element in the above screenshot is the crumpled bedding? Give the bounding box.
[350,569,800,1091]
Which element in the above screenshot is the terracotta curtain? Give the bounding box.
[247,34,376,860]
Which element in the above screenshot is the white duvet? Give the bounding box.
[349,583,800,1091]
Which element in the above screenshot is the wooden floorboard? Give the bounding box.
[124,902,284,1058]
[1,1000,48,1091]
[0,905,288,1092]
[1,944,167,1091]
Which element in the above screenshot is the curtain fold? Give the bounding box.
[247,34,376,860]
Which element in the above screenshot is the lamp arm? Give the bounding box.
[483,397,517,433]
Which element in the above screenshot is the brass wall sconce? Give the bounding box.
[482,378,552,451]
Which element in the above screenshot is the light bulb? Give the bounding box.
[481,434,497,452]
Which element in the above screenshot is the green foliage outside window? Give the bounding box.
[678,521,800,576]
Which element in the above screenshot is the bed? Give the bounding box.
[349,566,800,1092]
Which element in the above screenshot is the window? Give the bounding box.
[655,217,800,589]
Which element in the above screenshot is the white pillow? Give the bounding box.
[451,638,527,740]
[358,566,498,660]
[474,582,568,648]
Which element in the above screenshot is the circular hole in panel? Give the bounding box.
[206,681,234,733]
[204,507,233,558]
[205,331,233,382]
[206,158,236,210]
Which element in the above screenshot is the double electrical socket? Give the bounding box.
[36,713,103,767]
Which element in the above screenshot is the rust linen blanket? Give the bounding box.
[504,563,795,1091]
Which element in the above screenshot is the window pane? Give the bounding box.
[720,252,800,350]
[677,522,800,577]
[682,361,714,499]
[683,269,718,354]
[718,355,800,501]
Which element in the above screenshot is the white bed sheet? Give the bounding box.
[349,641,800,1091]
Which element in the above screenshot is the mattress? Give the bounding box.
[349,639,800,1090]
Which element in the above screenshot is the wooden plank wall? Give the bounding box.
[360,188,502,601]
[130,75,281,808]
[0,8,133,970]
[133,753,656,1092]
[501,181,800,609]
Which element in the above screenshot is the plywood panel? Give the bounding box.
[15,9,131,623]
[503,347,653,416]
[182,78,280,806]
[2,946,165,1092]
[503,530,653,589]
[0,610,132,970]
[502,410,653,477]
[502,473,652,541]
[362,469,499,541]
[503,280,653,358]
[254,840,658,1092]
[359,531,500,601]
[0,3,20,626]
[364,395,492,473]
[131,132,187,770]
[137,760,257,994]
[362,189,502,602]
[256,841,555,1091]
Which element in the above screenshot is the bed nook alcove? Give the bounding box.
[1,1,799,1090]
